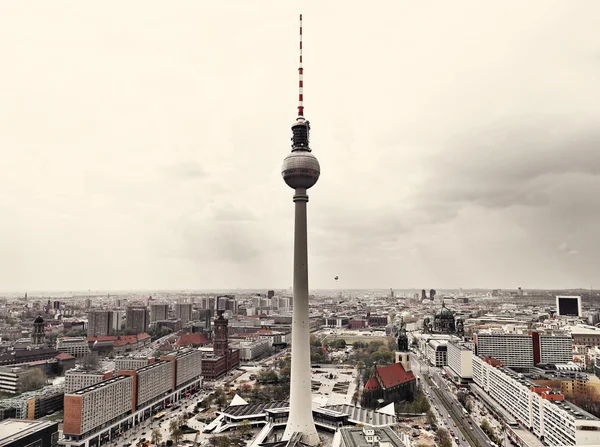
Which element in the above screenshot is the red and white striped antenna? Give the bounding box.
[298,13,304,120]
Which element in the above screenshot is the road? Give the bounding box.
[411,355,493,447]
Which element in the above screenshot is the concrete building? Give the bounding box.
[113,357,150,371]
[63,376,133,441]
[0,419,59,447]
[149,304,169,323]
[339,426,408,447]
[56,337,90,358]
[87,311,114,338]
[474,333,534,368]
[61,351,202,447]
[174,303,192,325]
[237,338,271,361]
[0,367,22,394]
[128,361,172,409]
[65,369,114,394]
[473,356,600,446]
[537,333,573,365]
[0,385,64,420]
[447,341,473,382]
[125,307,149,334]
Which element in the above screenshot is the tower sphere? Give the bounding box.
[282,150,320,189]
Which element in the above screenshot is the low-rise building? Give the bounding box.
[56,337,90,358]
[0,419,59,447]
[237,338,271,361]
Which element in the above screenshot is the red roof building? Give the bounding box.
[361,362,416,408]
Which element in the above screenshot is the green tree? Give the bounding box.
[19,368,47,392]
[151,428,162,445]
[426,409,437,426]
[238,420,252,438]
[169,418,183,445]
[435,428,452,447]
[218,436,232,447]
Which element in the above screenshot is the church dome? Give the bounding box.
[435,306,454,320]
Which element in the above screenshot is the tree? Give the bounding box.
[151,428,162,445]
[218,436,232,447]
[426,409,437,426]
[169,418,183,445]
[435,428,452,447]
[238,420,252,439]
[351,391,359,406]
[19,368,47,392]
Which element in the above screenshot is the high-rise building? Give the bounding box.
[421,289,427,301]
[474,332,573,367]
[32,316,45,345]
[280,14,320,445]
[174,303,193,324]
[267,290,275,300]
[87,310,114,338]
[125,306,149,334]
[474,333,533,368]
[150,303,169,322]
[556,295,583,317]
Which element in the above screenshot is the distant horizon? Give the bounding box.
[1,286,596,296]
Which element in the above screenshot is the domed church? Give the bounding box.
[423,303,464,336]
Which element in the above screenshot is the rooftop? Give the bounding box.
[0,419,57,445]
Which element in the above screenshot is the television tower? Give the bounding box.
[281,14,320,445]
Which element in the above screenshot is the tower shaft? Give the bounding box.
[283,188,319,444]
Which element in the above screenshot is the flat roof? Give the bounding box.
[0,419,57,445]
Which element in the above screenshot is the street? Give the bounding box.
[411,354,494,447]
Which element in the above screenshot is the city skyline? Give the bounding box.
[2,1,600,291]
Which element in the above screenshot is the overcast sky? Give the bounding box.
[1,1,599,292]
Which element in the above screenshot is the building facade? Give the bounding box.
[473,356,600,446]
[56,338,90,358]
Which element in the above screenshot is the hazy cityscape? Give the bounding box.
[2,3,600,447]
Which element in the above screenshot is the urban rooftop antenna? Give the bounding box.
[291,14,311,151]
[298,14,304,120]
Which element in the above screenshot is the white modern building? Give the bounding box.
[237,338,271,361]
[474,333,534,368]
[447,341,473,382]
[473,356,600,446]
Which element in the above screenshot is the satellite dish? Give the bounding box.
[334,276,339,281]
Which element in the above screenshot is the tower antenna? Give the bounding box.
[298,14,304,120]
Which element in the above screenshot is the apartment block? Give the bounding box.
[162,349,202,388]
[473,356,600,446]
[87,311,114,338]
[133,361,173,409]
[56,337,90,358]
[537,333,573,365]
[63,376,133,439]
[149,304,169,323]
[174,303,192,324]
[65,369,114,394]
[114,358,150,371]
[474,333,534,368]
[447,341,473,381]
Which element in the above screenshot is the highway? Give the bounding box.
[411,355,493,447]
